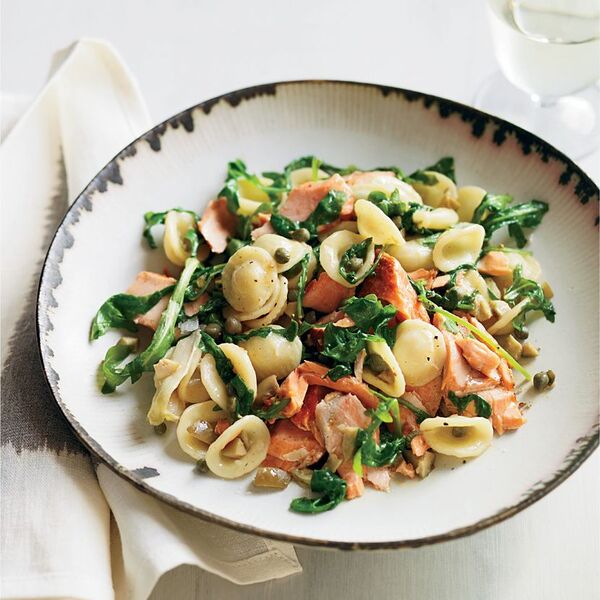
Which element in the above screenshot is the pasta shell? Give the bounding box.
[222,246,278,313]
[393,319,446,387]
[355,199,405,246]
[205,415,270,479]
[387,240,434,271]
[200,343,257,411]
[362,340,406,397]
[147,331,202,426]
[289,167,329,187]
[350,173,422,204]
[176,401,227,460]
[223,274,282,322]
[253,234,310,273]
[457,186,486,222]
[493,253,543,291]
[319,230,375,288]
[412,207,459,230]
[244,276,288,328]
[239,326,303,381]
[238,176,272,203]
[432,224,485,272]
[237,197,264,217]
[163,210,196,266]
[317,221,359,242]
[177,345,210,404]
[411,172,458,209]
[420,415,493,458]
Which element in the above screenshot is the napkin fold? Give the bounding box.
[0,38,301,600]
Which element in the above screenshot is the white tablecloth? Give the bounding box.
[2,1,598,598]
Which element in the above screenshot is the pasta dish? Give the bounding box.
[90,156,555,513]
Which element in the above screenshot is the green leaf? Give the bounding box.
[143,208,198,249]
[253,397,290,420]
[503,264,556,332]
[302,190,346,235]
[219,178,240,214]
[184,228,200,257]
[90,287,174,340]
[100,257,199,392]
[321,324,370,364]
[342,294,397,334]
[184,263,226,302]
[289,469,347,514]
[294,253,312,320]
[270,213,298,238]
[406,157,456,185]
[100,337,137,394]
[338,238,373,285]
[325,364,353,381]
[448,391,492,418]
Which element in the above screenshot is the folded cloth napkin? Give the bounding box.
[0,38,301,600]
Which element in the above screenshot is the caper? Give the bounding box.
[224,316,242,335]
[366,353,389,374]
[304,310,317,324]
[546,369,556,386]
[287,288,299,301]
[153,423,167,435]
[204,323,222,340]
[451,427,467,438]
[347,257,364,272]
[533,371,550,391]
[194,458,209,473]
[291,227,310,242]
[274,247,291,264]
[513,326,529,341]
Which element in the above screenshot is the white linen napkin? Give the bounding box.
[0,38,301,600]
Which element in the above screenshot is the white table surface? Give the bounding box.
[2,1,598,599]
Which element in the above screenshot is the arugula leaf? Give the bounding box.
[184,228,200,257]
[325,364,353,381]
[270,213,299,237]
[253,397,290,420]
[472,194,549,248]
[228,320,310,344]
[321,325,374,364]
[90,287,174,340]
[219,178,240,214]
[503,265,556,332]
[100,337,137,394]
[302,190,346,235]
[419,266,479,313]
[358,428,411,468]
[184,263,226,301]
[371,390,431,424]
[448,391,492,419]
[364,190,436,236]
[100,257,199,392]
[289,469,347,514]
[294,253,312,320]
[338,238,373,285]
[143,209,198,249]
[407,156,456,185]
[419,232,442,248]
[342,294,397,332]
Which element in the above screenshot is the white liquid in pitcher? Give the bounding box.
[487,0,600,97]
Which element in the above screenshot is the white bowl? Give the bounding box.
[37,81,599,548]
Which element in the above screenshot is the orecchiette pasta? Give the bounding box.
[420,415,493,458]
[350,173,423,204]
[454,268,492,321]
[205,415,270,479]
[317,221,359,242]
[411,171,459,209]
[320,230,375,288]
[362,340,406,397]
[355,199,405,246]
[289,167,329,187]
[393,320,446,387]
[432,224,485,272]
[222,246,278,313]
[457,186,486,222]
[177,343,210,404]
[238,176,272,203]
[412,207,459,231]
[176,401,227,460]
[387,240,434,271]
[244,275,288,328]
[200,343,257,410]
[147,331,202,426]
[253,234,309,273]
[163,210,196,266]
[239,326,302,381]
[493,252,543,291]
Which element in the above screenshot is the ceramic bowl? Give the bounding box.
[37,81,599,548]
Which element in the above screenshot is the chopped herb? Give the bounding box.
[289,469,347,514]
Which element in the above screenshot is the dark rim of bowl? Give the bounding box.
[36,80,599,550]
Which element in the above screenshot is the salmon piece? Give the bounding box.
[498,358,515,390]
[406,376,443,416]
[214,419,230,435]
[477,251,511,277]
[280,174,353,222]
[431,274,450,289]
[290,385,327,433]
[410,435,430,457]
[478,388,525,435]
[303,272,354,313]
[395,459,416,479]
[408,268,438,290]
[433,313,499,397]
[298,361,379,409]
[364,466,391,492]
[251,218,274,240]
[183,293,209,318]
[360,252,429,322]
[278,368,309,418]
[261,454,297,472]
[198,198,237,253]
[456,337,501,381]
[127,271,176,331]
[338,461,364,499]
[265,419,324,470]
